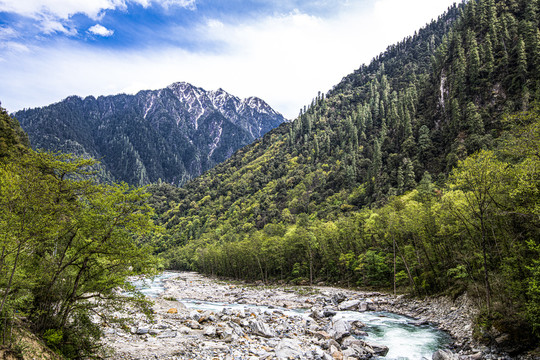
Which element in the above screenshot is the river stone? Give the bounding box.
[323,309,337,317]
[185,319,202,329]
[330,345,343,360]
[157,330,177,338]
[249,320,276,338]
[178,326,191,334]
[343,343,371,359]
[357,302,368,312]
[338,299,361,311]
[148,328,162,335]
[220,327,236,342]
[203,325,217,337]
[275,338,303,359]
[190,310,203,322]
[328,319,351,342]
[135,327,149,335]
[312,348,334,360]
[228,321,245,336]
[432,349,459,360]
[370,342,389,357]
[312,330,331,340]
[341,335,362,347]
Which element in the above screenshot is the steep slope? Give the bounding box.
[149,2,540,350]
[156,4,462,253]
[13,82,286,186]
[156,0,539,270]
[0,105,29,159]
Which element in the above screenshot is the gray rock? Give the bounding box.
[341,335,362,347]
[190,310,202,322]
[338,299,361,311]
[178,326,191,334]
[185,319,202,329]
[357,302,368,312]
[323,309,337,317]
[432,349,459,360]
[135,327,149,335]
[157,330,177,338]
[342,343,371,360]
[203,325,217,337]
[220,328,236,342]
[328,319,351,342]
[249,320,276,338]
[312,347,334,360]
[275,338,303,359]
[371,342,389,357]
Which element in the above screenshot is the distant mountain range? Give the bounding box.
[14,82,286,185]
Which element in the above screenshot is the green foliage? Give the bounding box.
[141,0,540,349]
[43,329,63,350]
[0,105,29,159]
[0,149,159,358]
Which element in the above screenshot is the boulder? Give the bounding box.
[167,308,178,314]
[342,344,371,359]
[341,335,362,347]
[249,320,276,338]
[361,340,389,357]
[330,344,343,360]
[338,299,361,311]
[328,319,351,342]
[432,349,459,360]
[275,338,303,359]
[203,325,217,337]
[185,319,202,329]
[324,309,337,317]
[357,302,368,312]
[135,327,149,335]
[219,327,236,342]
[157,330,177,338]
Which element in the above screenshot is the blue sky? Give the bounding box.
[0,0,458,119]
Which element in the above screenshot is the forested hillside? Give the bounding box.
[150,0,540,349]
[14,82,286,186]
[0,107,159,358]
[0,105,29,158]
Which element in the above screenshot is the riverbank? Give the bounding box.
[100,272,522,359]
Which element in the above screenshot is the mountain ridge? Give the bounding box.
[14,81,286,186]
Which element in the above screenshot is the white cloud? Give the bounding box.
[0,0,457,119]
[0,25,17,39]
[0,0,125,20]
[39,17,77,35]
[88,24,114,37]
[0,41,30,53]
[0,0,196,20]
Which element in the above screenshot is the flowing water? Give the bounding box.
[133,272,451,359]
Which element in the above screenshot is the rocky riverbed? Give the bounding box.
[99,272,513,359]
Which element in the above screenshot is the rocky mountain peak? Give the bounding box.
[15,81,286,186]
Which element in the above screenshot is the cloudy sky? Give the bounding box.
[0,0,458,119]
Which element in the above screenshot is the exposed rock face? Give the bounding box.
[14,82,286,186]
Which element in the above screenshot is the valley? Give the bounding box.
[0,0,539,358]
[102,272,473,359]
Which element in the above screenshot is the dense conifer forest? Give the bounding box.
[147,0,540,348]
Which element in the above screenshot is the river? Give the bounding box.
[123,271,452,359]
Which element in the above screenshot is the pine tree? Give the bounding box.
[514,36,528,96]
[482,33,495,79]
[451,34,467,101]
[467,31,481,91]
[465,101,484,135]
